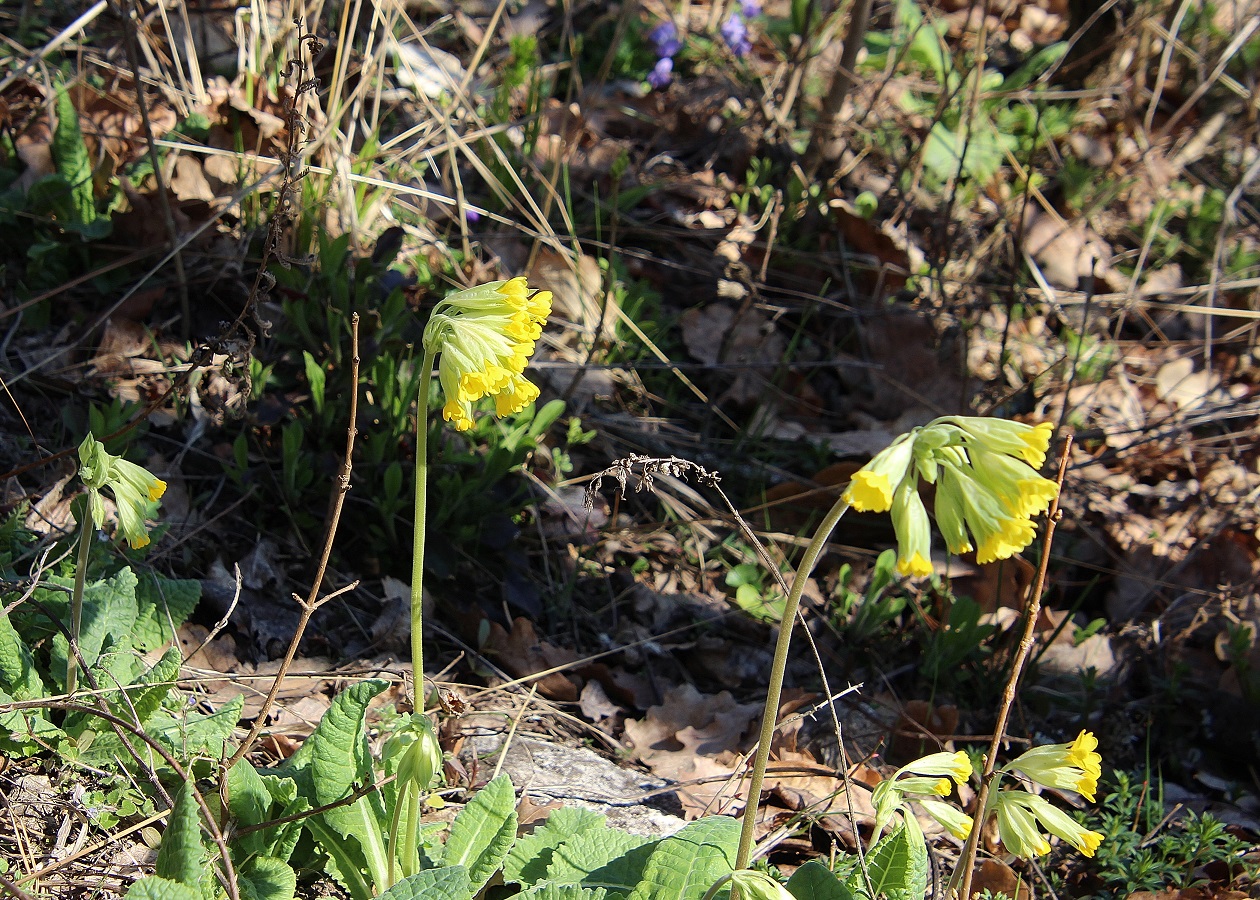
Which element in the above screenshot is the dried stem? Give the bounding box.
[952,435,1073,900]
[802,0,874,177]
[225,314,361,768]
[111,0,191,339]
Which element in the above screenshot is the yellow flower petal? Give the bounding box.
[493,375,540,417]
[896,552,933,577]
[844,470,894,512]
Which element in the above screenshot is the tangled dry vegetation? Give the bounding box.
[1,0,1259,897]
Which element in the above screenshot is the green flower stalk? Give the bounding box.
[410,277,552,703]
[735,417,1054,871]
[69,435,166,694]
[842,417,1057,575]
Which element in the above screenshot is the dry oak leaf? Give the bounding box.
[484,616,581,701]
[622,683,761,817]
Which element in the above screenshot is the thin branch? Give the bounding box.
[226,314,361,768]
[953,435,1073,900]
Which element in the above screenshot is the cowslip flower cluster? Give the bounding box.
[842,417,1057,576]
[77,434,167,548]
[994,791,1104,858]
[992,731,1104,859]
[421,277,552,431]
[647,21,681,88]
[1005,730,1102,802]
[871,751,973,839]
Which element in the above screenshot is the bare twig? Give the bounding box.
[110,0,192,339]
[802,0,874,177]
[953,435,1073,900]
[182,564,243,663]
[226,314,361,768]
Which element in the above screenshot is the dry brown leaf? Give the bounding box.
[1023,207,1113,290]
[826,198,919,301]
[623,683,760,816]
[970,859,1028,900]
[679,304,786,407]
[946,553,1036,617]
[484,617,580,701]
[890,701,958,763]
[1154,357,1223,411]
[529,249,615,343]
[169,156,216,203]
[578,680,621,723]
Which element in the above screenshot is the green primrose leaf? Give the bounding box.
[237,856,297,900]
[124,877,202,900]
[785,861,856,900]
[155,779,205,888]
[441,774,518,892]
[504,806,607,886]
[626,816,740,900]
[544,824,656,893]
[378,865,474,900]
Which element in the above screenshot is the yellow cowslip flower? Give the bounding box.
[1019,793,1104,857]
[993,792,1052,857]
[842,434,915,512]
[841,417,1058,572]
[942,417,1054,468]
[895,776,952,796]
[965,443,1060,520]
[1005,730,1102,801]
[916,798,974,840]
[995,791,1104,858]
[77,434,166,549]
[891,477,932,576]
[900,750,972,785]
[422,277,552,432]
[871,750,971,838]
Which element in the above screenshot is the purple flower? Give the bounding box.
[649,21,682,58]
[647,57,673,89]
[741,0,761,17]
[464,208,482,223]
[721,13,751,57]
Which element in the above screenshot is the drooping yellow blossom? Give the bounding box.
[840,416,1057,573]
[916,798,974,840]
[994,791,1104,858]
[891,477,933,576]
[77,434,166,549]
[1005,730,1102,801]
[900,750,973,785]
[871,750,973,839]
[422,277,552,431]
[994,792,1053,857]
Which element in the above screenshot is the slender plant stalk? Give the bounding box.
[735,496,850,870]
[387,780,406,887]
[802,0,874,177]
[951,436,1072,900]
[410,345,439,708]
[226,316,362,770]
[65,508,94,696]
